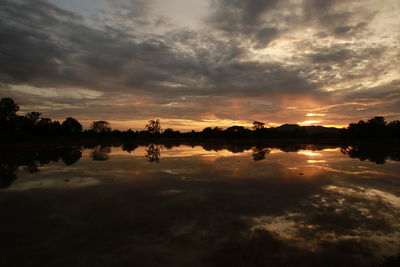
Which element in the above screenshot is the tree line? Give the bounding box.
[1,97,399,140]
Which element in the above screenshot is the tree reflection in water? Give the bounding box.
[122,143,139,154]
[1,143,400,189]
[341,145,400,164]
[0,164,17,188]
[1,143,400,266]
[145,144,162,163]
[90,145,111,161]
[252,146,271,161]
[0,147,82,188]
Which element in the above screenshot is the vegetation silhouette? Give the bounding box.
[252,146,271,161]
[62,117,83,135]
[345,116,400,138]
[90,145,111,161]
[144,144,162,163]
[0,147,82,188]
[340,145,400,164]
[252,121,265,130]
[1,97,400,143]
[25,112,41,124]
[2,143,399,189]
[145,119,162,135]
[90,121,111,134]
[122,143,139,153]
[0,97,19,120]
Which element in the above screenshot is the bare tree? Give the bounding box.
[25,112,42,124]
[145,119,161,134]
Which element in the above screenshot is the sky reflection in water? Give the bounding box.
[1,144,400,266]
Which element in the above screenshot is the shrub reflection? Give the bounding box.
[1,143,400,189]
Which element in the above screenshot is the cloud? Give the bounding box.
[0,0,399,127]
[208,0,280,29]
[207,0,285,48]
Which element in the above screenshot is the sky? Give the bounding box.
[0,0,399,130]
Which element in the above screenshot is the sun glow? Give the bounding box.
[298,151,322,157]
[298,120,321,126]
[91,118,254,131]
[306,113,326,117]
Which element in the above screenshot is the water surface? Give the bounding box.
[1,143,400,266]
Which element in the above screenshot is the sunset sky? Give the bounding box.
[0,0,399,130]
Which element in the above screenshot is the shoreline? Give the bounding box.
[1,137,399,150]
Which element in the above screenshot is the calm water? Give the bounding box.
[1,143,400,266]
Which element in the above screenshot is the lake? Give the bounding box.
[1,143,400,266]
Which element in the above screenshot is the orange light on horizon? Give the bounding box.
[85,118,255,131]
[306,113,326,117]
[298,151,322,157]
[307,160,327,163]
[75,118,349,131]
[298,120,321,126]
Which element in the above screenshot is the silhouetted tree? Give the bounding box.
[123,129,136,139]
[1,97,400,142]
[14,115,34,135]
[347,116,390,138]
[387,120,400,137]
[253,121,265,130]
[33,118,63,136]
[367,116,386,127]
[37,118,52,125]
[145,119,161,134]
[366,116,386,137]
[0,97,19,120]
[202,127,213,134]
[62,117,83,135]
[224,126,251,138]
[201,126,223,138]
[90,121,111,133]
[163,128,174,135]
[226,126,246,132]
[162,128,181,138]
[25,112,41,124]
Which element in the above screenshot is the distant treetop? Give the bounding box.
[0,97,19,120]
[253,121,265,130]
[90,121,111,133]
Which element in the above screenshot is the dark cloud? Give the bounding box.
[0,0,398,126]
[255,27,280,48]
[208,0,280,30]
[106,0,153,18]
[308,48,355,63]
[0,0,316,98]
[207,0,286,48]
[208,0,376,48]
[333,22,368,38]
